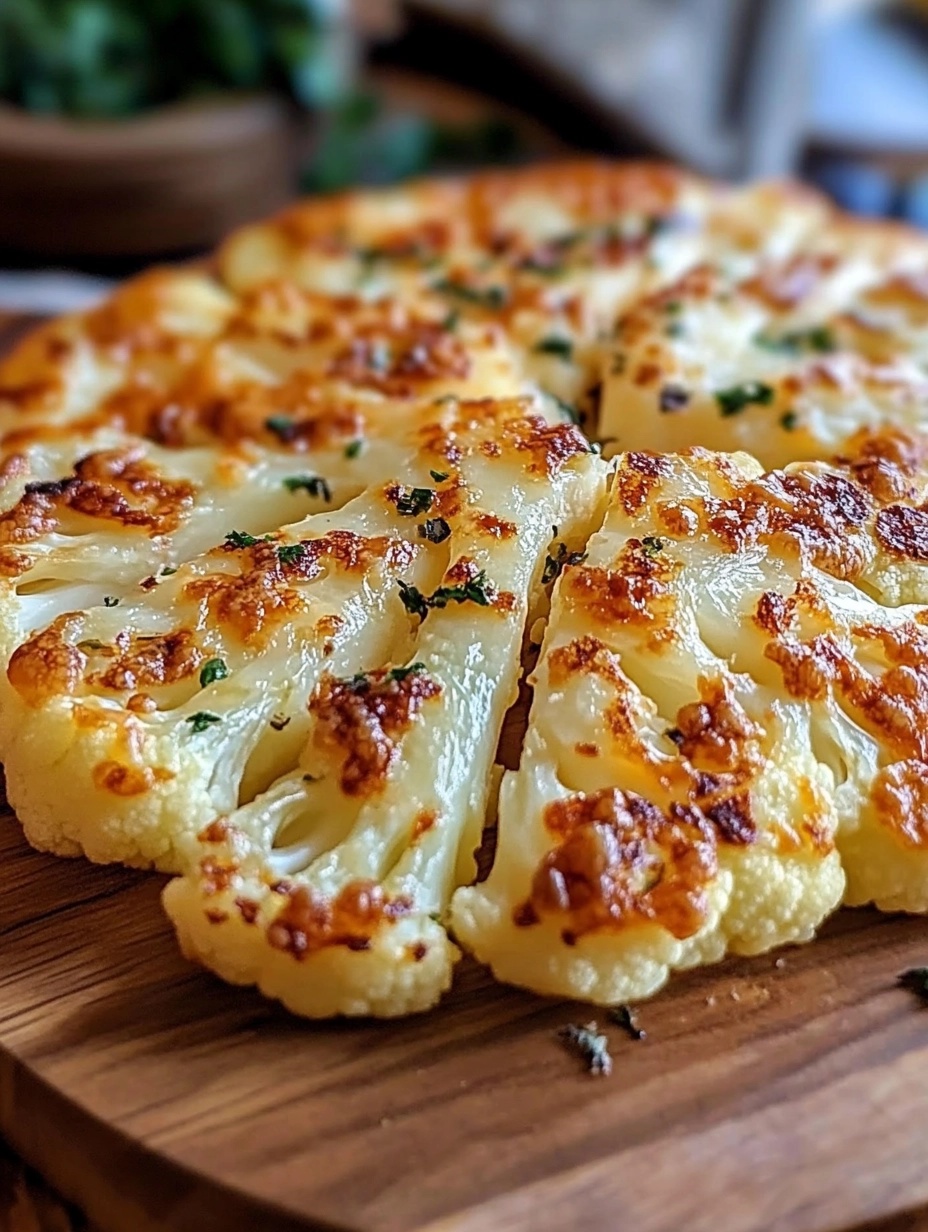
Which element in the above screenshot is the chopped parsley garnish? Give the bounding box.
[534,335,574,360]
[780,410,799,431]
[715,381,775,417]
[442,308,461,332]
[432,277,507,309]
[609,1005,646,1041]
[103,595,119,607]
[665,321,686,339]
[429,571,494,609]
[558,1022,612,1076]
[898,967,928,1003]
[270,714,291,731]
[543,542,586,584]
[610,352,627,375]
[265,415,297,441]
[388,662,426,682]
[419,516,452,544]
[78,638,106,651]
[755,325,836,355]
[397,579,429,620]
[429,469,449,483]
[224,530,272,549]
[283,474,332,502]
[277,543,306,566]
[199,658,228,688]
[397,570,495,619]
[344,439,363,459]
[303,773,321,783]
[160,565,177,577]
[665,726,684,746]
[641,536,665,557]
[659,384,690,413]
[663,299,682,315]
[187,712,222,733]
[394,486,435,517]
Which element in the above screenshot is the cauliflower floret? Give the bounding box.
[3,397,606,874]
[453,440,928,1004]
[599,232,928,467]
[163,412,608,1017]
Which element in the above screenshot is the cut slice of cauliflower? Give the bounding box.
[161,410,608,1017]
[2,397,606,874]
[453,437,928,1004]
[599,229,928,468]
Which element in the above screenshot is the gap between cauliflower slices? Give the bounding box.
[162,415,608,1018]
[452,437,928,1005]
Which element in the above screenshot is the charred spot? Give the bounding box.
[872,760,928,847]
[473,512,517,539]
[532,788,718,942]
[235,897,261,924]
[671,680,763,778]
[310,667,442,797]
[200,854,239,895]
[876,504,928,563]
[90,628,203,692]
[326,325,470,396]
[411,808,437,840]
[7,616,86,706]
[266,880,412,958]
[562,544,676,630]
[754,591,792,636]
[704,794,756,845]
[614,451,671,514]
[510,417,590,477]
[199,818,230,844]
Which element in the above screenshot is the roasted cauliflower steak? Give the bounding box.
[4,161,928,1017]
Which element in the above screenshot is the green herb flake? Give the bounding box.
[429,469,450,483]
[77,639,106,652]
[432,277,507,309]
[103,596,119,607]
[270,714,291,731]
[187,712,222,734]
[397,580,429,620]
[278,543,307,566]
[608,1005,646,1041]
[199,658,228,688]
[755,325,836,355]
[394,486,435,517]
[610,352,627,375]
[899,967,928,1003]
[224,530,272,550]
[344,439,363,459]
[780,410,799,431]
[265,415,297,441]
[283,474,332,501]
[543,542,586,585]
[429,570,494,610]
[715,381,775,417]
[399,570,495,619]
[442,308,461,332]
[558,1022,612,1076]
[418,517,452,544]
[160,566,177,577]
[534,335,574,360]
[388,662,426,683]
[641,536,665,557]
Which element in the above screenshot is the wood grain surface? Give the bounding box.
[2,309,928,1232]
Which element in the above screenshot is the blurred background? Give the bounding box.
[3,0,928,309]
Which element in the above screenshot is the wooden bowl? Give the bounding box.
[0,96,298,260]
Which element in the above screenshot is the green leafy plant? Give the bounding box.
[0,0,343,118]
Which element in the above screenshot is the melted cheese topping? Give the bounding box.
[5,160,928,1016]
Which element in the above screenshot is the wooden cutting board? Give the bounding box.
[2,310,928,1232]
[5,798,928,1232]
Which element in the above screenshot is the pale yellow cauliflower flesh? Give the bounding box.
[452,441,928,1003]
